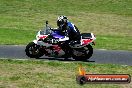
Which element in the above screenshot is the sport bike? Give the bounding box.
[25,21,96,61]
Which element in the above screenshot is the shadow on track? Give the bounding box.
[36,57,95,62]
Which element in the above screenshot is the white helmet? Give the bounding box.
[57,16,68,27]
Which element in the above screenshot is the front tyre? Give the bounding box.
[25,42,44,58]
[73,44,93,61]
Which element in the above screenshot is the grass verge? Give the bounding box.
[0,59,132,88]
[0,0,132,50]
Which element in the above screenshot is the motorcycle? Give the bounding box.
[25,21,96,61]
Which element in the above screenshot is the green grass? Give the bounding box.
[95,35,132,50]
[0,0,132,50]
[0,28,35,45]
[0,1,131,87]
[0,59,132,88]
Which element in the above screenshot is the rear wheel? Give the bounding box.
[72,44,93,61]
[25,42,44,58]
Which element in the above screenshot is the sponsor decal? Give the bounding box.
[76,65,131,85]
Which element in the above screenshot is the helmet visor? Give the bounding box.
[57,20,64,27]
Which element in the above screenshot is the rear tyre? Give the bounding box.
[73,44,93,61]
[25,42,44,58]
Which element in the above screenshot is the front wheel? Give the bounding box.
[25,42,44,58]
[72,44,93,61]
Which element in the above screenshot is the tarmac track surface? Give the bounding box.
[0,45,132,66]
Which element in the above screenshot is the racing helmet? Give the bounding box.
[57,16,68,28]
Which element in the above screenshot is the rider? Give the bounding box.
[57,16,81,57]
